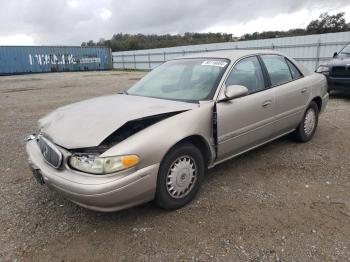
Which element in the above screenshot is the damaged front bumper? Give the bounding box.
[26,139,159,212]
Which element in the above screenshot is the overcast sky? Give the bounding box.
[0,0,350,46]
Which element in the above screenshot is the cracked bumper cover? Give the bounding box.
[26,139,159,212]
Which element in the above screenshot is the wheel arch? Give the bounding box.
[311,96,322,112]
[164,135,214,169]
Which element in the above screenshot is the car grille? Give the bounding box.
[331,66,350,78]
[37,135,63,168]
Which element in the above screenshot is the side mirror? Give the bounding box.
[219,85,249,102]
[333,52,338,58]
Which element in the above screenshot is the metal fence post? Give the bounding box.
[148,53,151,70]
[133,54,136,69]
[315,40,321,69]
[122,55,125,69]
[163,51,166,62]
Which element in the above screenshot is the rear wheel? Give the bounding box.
[293,101,319,142]
[155,142,205,210]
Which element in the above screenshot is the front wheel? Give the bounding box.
[293,101,319,142]
[155,142,205,210]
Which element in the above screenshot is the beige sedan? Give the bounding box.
[26,50,329,212]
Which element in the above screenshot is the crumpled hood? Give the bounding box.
[39,94,198,149]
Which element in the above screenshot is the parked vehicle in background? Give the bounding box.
[316,42,350,94]
[26,50,329,212]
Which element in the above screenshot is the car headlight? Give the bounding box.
[69,154,140,174]
[316,65,329,73]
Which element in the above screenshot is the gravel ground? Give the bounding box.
[0,71,349,261]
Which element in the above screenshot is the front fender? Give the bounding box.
[101,102,215,169]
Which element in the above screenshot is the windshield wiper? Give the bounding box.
[118,90,129,95]
[340,52,350,55]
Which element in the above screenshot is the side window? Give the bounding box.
[261,55,293,86]
[225,56,265,94]
[286,59,302,79]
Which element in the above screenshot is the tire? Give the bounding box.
[155,142,205,210]
[293,101,319,142]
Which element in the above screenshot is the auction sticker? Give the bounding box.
[201,60,228,67]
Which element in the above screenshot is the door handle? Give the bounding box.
[262,100,272,108]
[301,88,307,94]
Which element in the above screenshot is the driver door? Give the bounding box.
[216,56,275,161]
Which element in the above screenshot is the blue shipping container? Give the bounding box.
[0,46,112,75]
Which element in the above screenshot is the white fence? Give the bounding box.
[112,31,350,72]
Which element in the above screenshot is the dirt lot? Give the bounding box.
[0,71,349,261]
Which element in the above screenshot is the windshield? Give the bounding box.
[339,43,350,56]
[127,58,229,102]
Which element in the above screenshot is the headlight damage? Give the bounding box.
[69,154,140,174]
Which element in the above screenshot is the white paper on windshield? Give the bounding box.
[201,60,227,67]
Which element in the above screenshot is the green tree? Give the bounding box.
[307,12,349,34]
[81,12,349,51]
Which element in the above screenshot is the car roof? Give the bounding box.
[179,49,283,61]
[176,49,311,75]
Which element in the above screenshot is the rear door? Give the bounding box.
[260,55,310,135]
[216,56,275,161]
